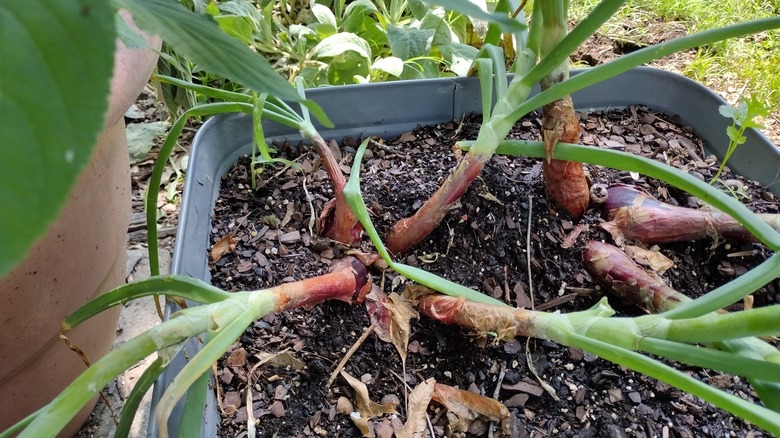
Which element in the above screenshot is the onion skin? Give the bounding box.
[542,96,589,221]
[599,185,776,244]
[583,240,685,313]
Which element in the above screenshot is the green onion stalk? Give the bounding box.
[532,0,590,219]
[5,258,370,438]
[583,240,780,411]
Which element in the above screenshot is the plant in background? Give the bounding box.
[711,95,770,183]
[195,0,484,87]
[5,0,780,437]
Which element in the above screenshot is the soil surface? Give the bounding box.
[207,106,779,437]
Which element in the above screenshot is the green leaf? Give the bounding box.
[424,0,526,33]
[0,0,115,279]
[443,42,479,76]
[342,0,378,32]
[214,15,254,45]
[718,104,738,120]
[407,0,429,20]
[371,56,405,77]
[420,8,453,48]
[327,51,371,85]
[726,125,741,142]
[387,24,435,60]
[312,32,372,59]
[118,0,298,102]
[311,3,337,37]
[312,3,337,28]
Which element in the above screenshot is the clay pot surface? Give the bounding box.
[0,16,160,435]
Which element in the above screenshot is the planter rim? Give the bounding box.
[148,67,779,437]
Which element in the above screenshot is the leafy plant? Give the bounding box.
[711,95,771,183]
[194,0,483,86]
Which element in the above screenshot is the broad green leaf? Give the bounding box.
[118,0,298,101]
[312,32,372,59]
[216,0,262,26]
[0,0,115,279]
[327,51,371,85]
[312,3,337,28]
[289,24,318,40]
[344,0,378,18]
[312,3,337,37]
[387,24,434,60]
[420,7,453,48]
[357,20,389,54]
[442,42,479,76]
[214,15,254,45]
[424,0,526,32]
[407,0,430,20]
[298,64,330,87]
[371,56,404,77]
[342,0,378,33]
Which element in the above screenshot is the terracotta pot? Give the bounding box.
[0,16,160,436]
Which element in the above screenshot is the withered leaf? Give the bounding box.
[372,292,418,364]
[396,378,435,438]
[432,383,510,436]
[625,245,674,274]
[254,350,306,370]
[339,370,397,436]
[210,233,237,262]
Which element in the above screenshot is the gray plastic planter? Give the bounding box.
[147,67,779,437]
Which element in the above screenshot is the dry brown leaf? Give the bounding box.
[432,383,510,436]
[210,233,237,262]
[254,350,306,370]
[396,378,435,438]
[336,396,354,414]
[339,371,397,436]
[225,347,247,368]
[561,224,589,249]
[372,292,418,364]
[625,245,674,274]
[399,131,416,142]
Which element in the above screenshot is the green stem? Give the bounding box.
[503,17,780,127]
[156,295,272,438]
[115,357,167,438]
[638,337,780,381]
[646,305,780,343]
[146,103,253,277]
[16,317,203,437]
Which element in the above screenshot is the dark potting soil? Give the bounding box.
[207,106,779,438]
